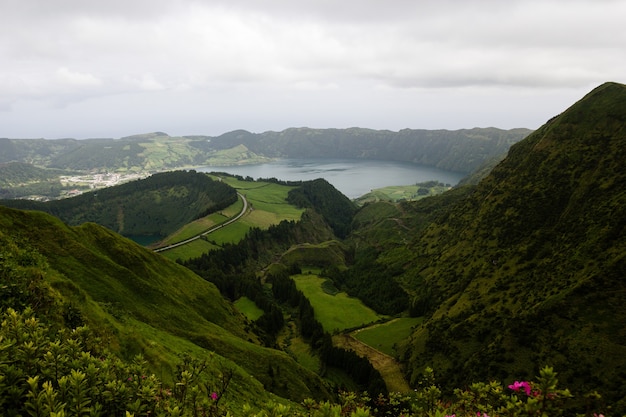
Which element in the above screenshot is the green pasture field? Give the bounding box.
[292,273,384,332]
[234,296,264,321]
[354,183,452,205]
[159,239,219,261]
[157,176,304,260]
[351,317,423,356]
[160,211,231,245]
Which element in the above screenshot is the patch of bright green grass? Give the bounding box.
[352,317,423,356]
[235,296,264,321]
[354,182,452,206]
[292,273,384,332]
[158,176,304,260]
[159,239,219,261]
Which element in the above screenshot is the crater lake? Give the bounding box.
[200,158,465,199]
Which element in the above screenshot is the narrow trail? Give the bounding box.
[332,332,411,393]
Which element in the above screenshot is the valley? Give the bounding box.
[1,83,625,415]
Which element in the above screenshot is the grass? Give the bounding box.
[159,239,219,261]
[158,176,305,261]
[235,296,264,321]
[354,183,452,206]
[352,317,423,357]
[286,336,321,374]
[292,273,384,332]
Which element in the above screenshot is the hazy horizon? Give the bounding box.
[1,1,624,139]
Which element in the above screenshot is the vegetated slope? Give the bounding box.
[0,205,332,404]
[287,178,357,238]
[2,127,530,175]
[0,170,237,238]
[0,162,70,198]
[203,127,531,174]
[0,162,62,186]
[381,82,626,409]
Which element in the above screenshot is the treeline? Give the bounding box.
[182,213,335,343]
[1,170,237,237]
[182,216,386,394]
[323,249,409,315]
[213,175,356,238]
[270,270,387,395]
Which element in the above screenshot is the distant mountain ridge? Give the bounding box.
[1,127,531,175]
[204,127,532,173]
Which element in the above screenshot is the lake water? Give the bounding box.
[200,158,465,199]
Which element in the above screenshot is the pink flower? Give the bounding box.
[211,392,218,401]
[508,381,532,396]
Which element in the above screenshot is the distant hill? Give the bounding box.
[207,127,532,174]
[1,127,531,176]
[0,161,71,199]
[0,170,237,238]
[348,82,626,409]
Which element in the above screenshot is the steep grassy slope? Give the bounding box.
[383,82,626,408]
[0,205,332,404]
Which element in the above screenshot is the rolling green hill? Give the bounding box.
[1,170,237,239]
[348,82,626,410]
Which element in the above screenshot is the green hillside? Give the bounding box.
[1,127,529,176]
[349,82,626,410]
[0,205,333,412]
[1,170,237,238]
[2,83,622,416]
[204,127,531,174]
[0,161,73,199]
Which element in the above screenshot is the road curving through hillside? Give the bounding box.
[153,192,248,252]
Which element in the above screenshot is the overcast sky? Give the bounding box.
[1,0,624,139]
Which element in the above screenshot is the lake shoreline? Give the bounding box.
[198,157,465,199]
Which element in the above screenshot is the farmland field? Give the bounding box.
[234,296,264,321]
[157,175,304,260]
[292,273,384,332]
[351,317,423,357]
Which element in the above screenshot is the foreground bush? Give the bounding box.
[0,308,608,416]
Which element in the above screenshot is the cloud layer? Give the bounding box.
[1,0,624,138]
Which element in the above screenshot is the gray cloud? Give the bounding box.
[0,0,624,138]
